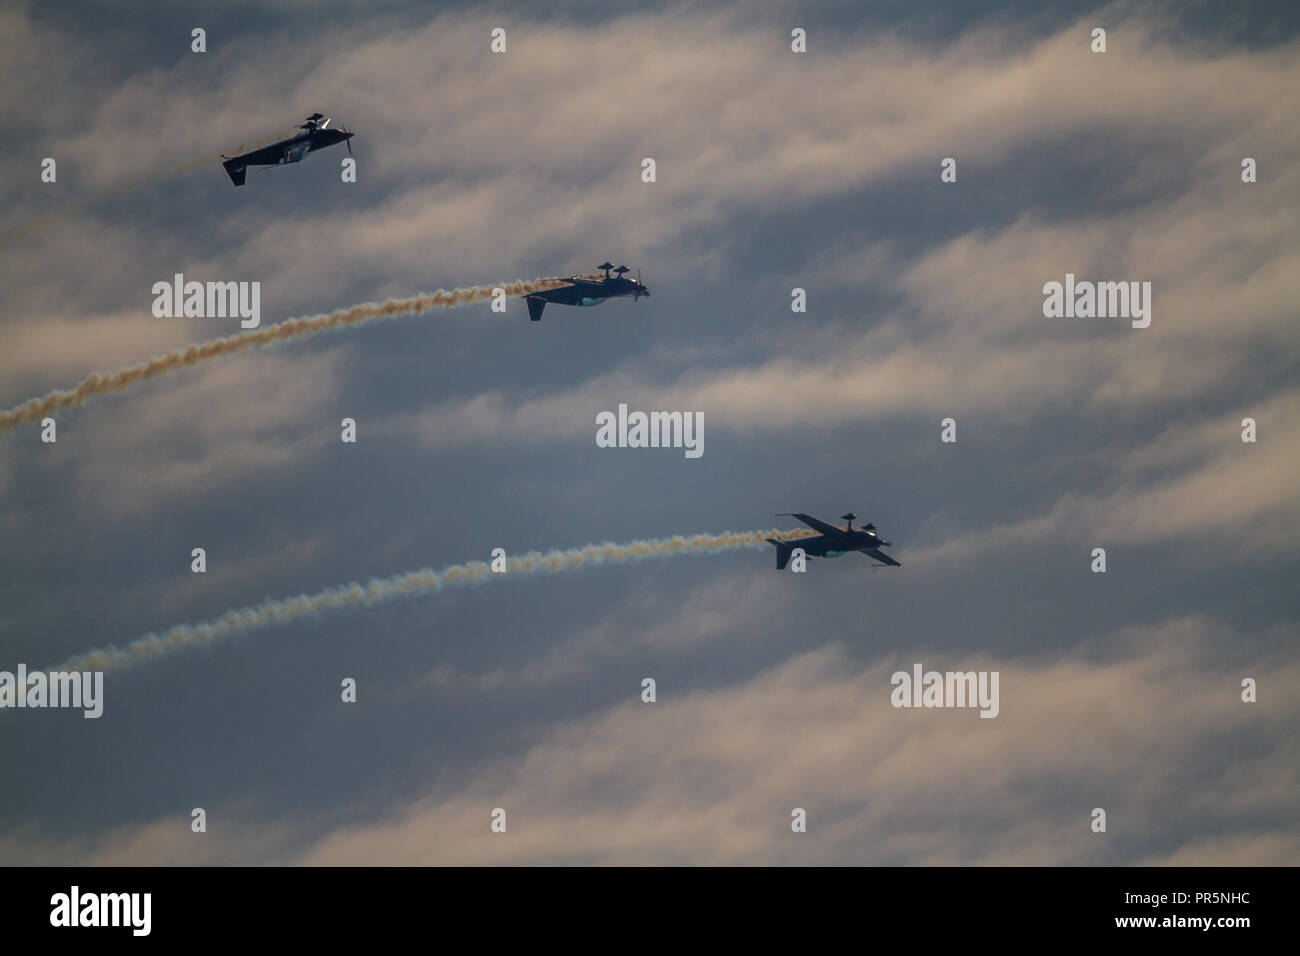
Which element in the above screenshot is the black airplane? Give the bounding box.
[221,113,354,186]
[524,263,650,321]
[768,512,901,570]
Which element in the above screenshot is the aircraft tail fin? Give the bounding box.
[222,159,247,187]
[526,296,546,321]
[767,538,793,571]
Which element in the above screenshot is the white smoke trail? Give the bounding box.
[51,529,817,673]
[0,277,576,432]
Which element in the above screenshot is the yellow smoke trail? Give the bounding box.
[0,277,576,432]
[52,529,819,673]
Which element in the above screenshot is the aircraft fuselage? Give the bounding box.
[222,124,353,186]
[795,531,889,558]
[531,277,642,306]
[523,270,649,320]
[767,513,900,569]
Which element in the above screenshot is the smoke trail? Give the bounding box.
[0,277,576,432]
[51,529,818,673]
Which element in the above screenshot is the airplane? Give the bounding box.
[523,262,650,321]
[768,512,901,570]
[221,113,354,186]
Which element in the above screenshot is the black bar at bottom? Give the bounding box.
[3,865,1277,942]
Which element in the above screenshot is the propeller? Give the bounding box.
[332,118,353,154]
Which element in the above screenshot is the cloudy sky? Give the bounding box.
[0,0,1296,865]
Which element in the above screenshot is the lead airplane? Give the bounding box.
[768,512,901,570]
[524,263,650,321]
[221,113,354,186]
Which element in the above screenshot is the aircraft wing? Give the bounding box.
[864,548,901,567]
[779,513,842,536]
